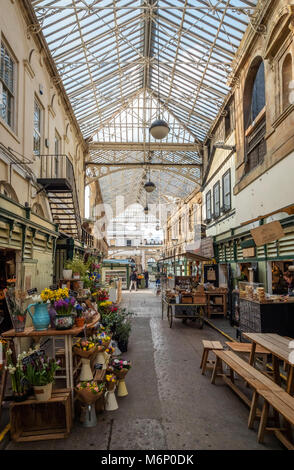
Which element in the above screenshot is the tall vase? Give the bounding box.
[80,358,93,382]
[105,387,118,411]
[117,378,128,397]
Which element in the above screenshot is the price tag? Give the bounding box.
[69,290,78,297]
[27,288,37,296]
[50,284,58,291]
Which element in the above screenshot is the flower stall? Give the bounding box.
[0,278,134,442]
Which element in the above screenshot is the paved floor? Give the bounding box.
[5,290,282,450]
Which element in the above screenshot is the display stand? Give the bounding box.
[206,291,227,318]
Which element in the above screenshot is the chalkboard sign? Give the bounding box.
[50,284,58,291]
[27,288,37,296]
[94,363,103,370]
[22,349,45,365]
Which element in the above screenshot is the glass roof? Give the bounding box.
[30,0,258,209]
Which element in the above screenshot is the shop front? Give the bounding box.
[0,194,59,333]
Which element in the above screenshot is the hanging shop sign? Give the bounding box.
[250,221,285,247]
[27,288,37,296]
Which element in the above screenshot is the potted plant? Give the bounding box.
[54,296,76,330]
[5,347,33,401]
[64,256,88,281]
[75,303,85,327]
[24,355,60,401]
[114,319,132,353]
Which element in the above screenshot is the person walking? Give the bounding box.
[129,270,137,292]
[144,269,149,289]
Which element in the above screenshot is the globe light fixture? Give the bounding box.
[144,180,156,193]
[149,119,170,140]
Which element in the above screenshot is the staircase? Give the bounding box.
[37,155,82,239]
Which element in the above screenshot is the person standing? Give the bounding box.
[283,270,294,295]
[144,270,149,288]
[129,270,137,292]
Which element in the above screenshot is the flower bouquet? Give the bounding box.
[75,381,105,405]
[91,288,109,302]
[75,303,85,327]
[105,373,117,392]
[73,339,96,359]
[5,347,32,401]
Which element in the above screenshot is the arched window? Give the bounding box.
[282,54,293,111]
[0,182,19,202]
[244,60,266,129]
[243,58,267,174]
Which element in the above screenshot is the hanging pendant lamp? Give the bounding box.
[149,11,169,140]
[144,205,149,215]
[144,180,156,193]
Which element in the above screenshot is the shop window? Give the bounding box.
[0,41,16,129]
[222,170,231,212]
[205,191,211,222]
[213,181,220,219]
[282,54,293,111]
[243,58,267,174]
[33,99,42,156]
[0,181,18,202]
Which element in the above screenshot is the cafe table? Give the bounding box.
[243,333,294,394]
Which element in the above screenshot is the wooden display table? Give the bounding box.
[2,315,100,411]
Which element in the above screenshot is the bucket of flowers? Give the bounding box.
[91,288,109,304]
[43,287,70,328]
[73,339,96,359]
[75,381,105,405]
[105,373,117,392]
[53,295,76,330]
[110,359,132,397]
[24,354,60,401]
[75,303,85,327]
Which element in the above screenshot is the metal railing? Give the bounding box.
[39,154,82,240]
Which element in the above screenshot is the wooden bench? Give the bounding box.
[200,340,223,375]
[211,350,283,427]
[254,389,294,449]
[226,341,269,370]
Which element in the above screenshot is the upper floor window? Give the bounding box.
[243,58,266,174]
[282,54,293,112]
[222,169,231,211]
[206,191,211,222]
[213,182,220,218]
[0,42,16,129]
[33,100,42,156]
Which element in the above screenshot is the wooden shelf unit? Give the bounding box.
[207,292,227,318]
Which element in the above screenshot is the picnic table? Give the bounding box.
[161,297,205,329]
[243,333,294,394]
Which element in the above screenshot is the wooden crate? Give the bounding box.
[10,389,72,442]
[181,295,193,304]
[193,295,207,304]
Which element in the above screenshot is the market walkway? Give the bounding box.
[6,290,281,450]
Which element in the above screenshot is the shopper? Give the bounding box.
[144,270,149,288]
[129,270,137,292]
[283,270,294,295]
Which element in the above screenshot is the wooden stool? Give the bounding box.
[200,340,223,375]
[225,342,269,371]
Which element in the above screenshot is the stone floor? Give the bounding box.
[5,289,282,450]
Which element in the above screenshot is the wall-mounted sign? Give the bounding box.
[194,238,214,259]
[242,247,256,258]
[250,221,285,247]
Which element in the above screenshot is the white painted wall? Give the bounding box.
[235,151,294,226]
[202,132,237,238]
